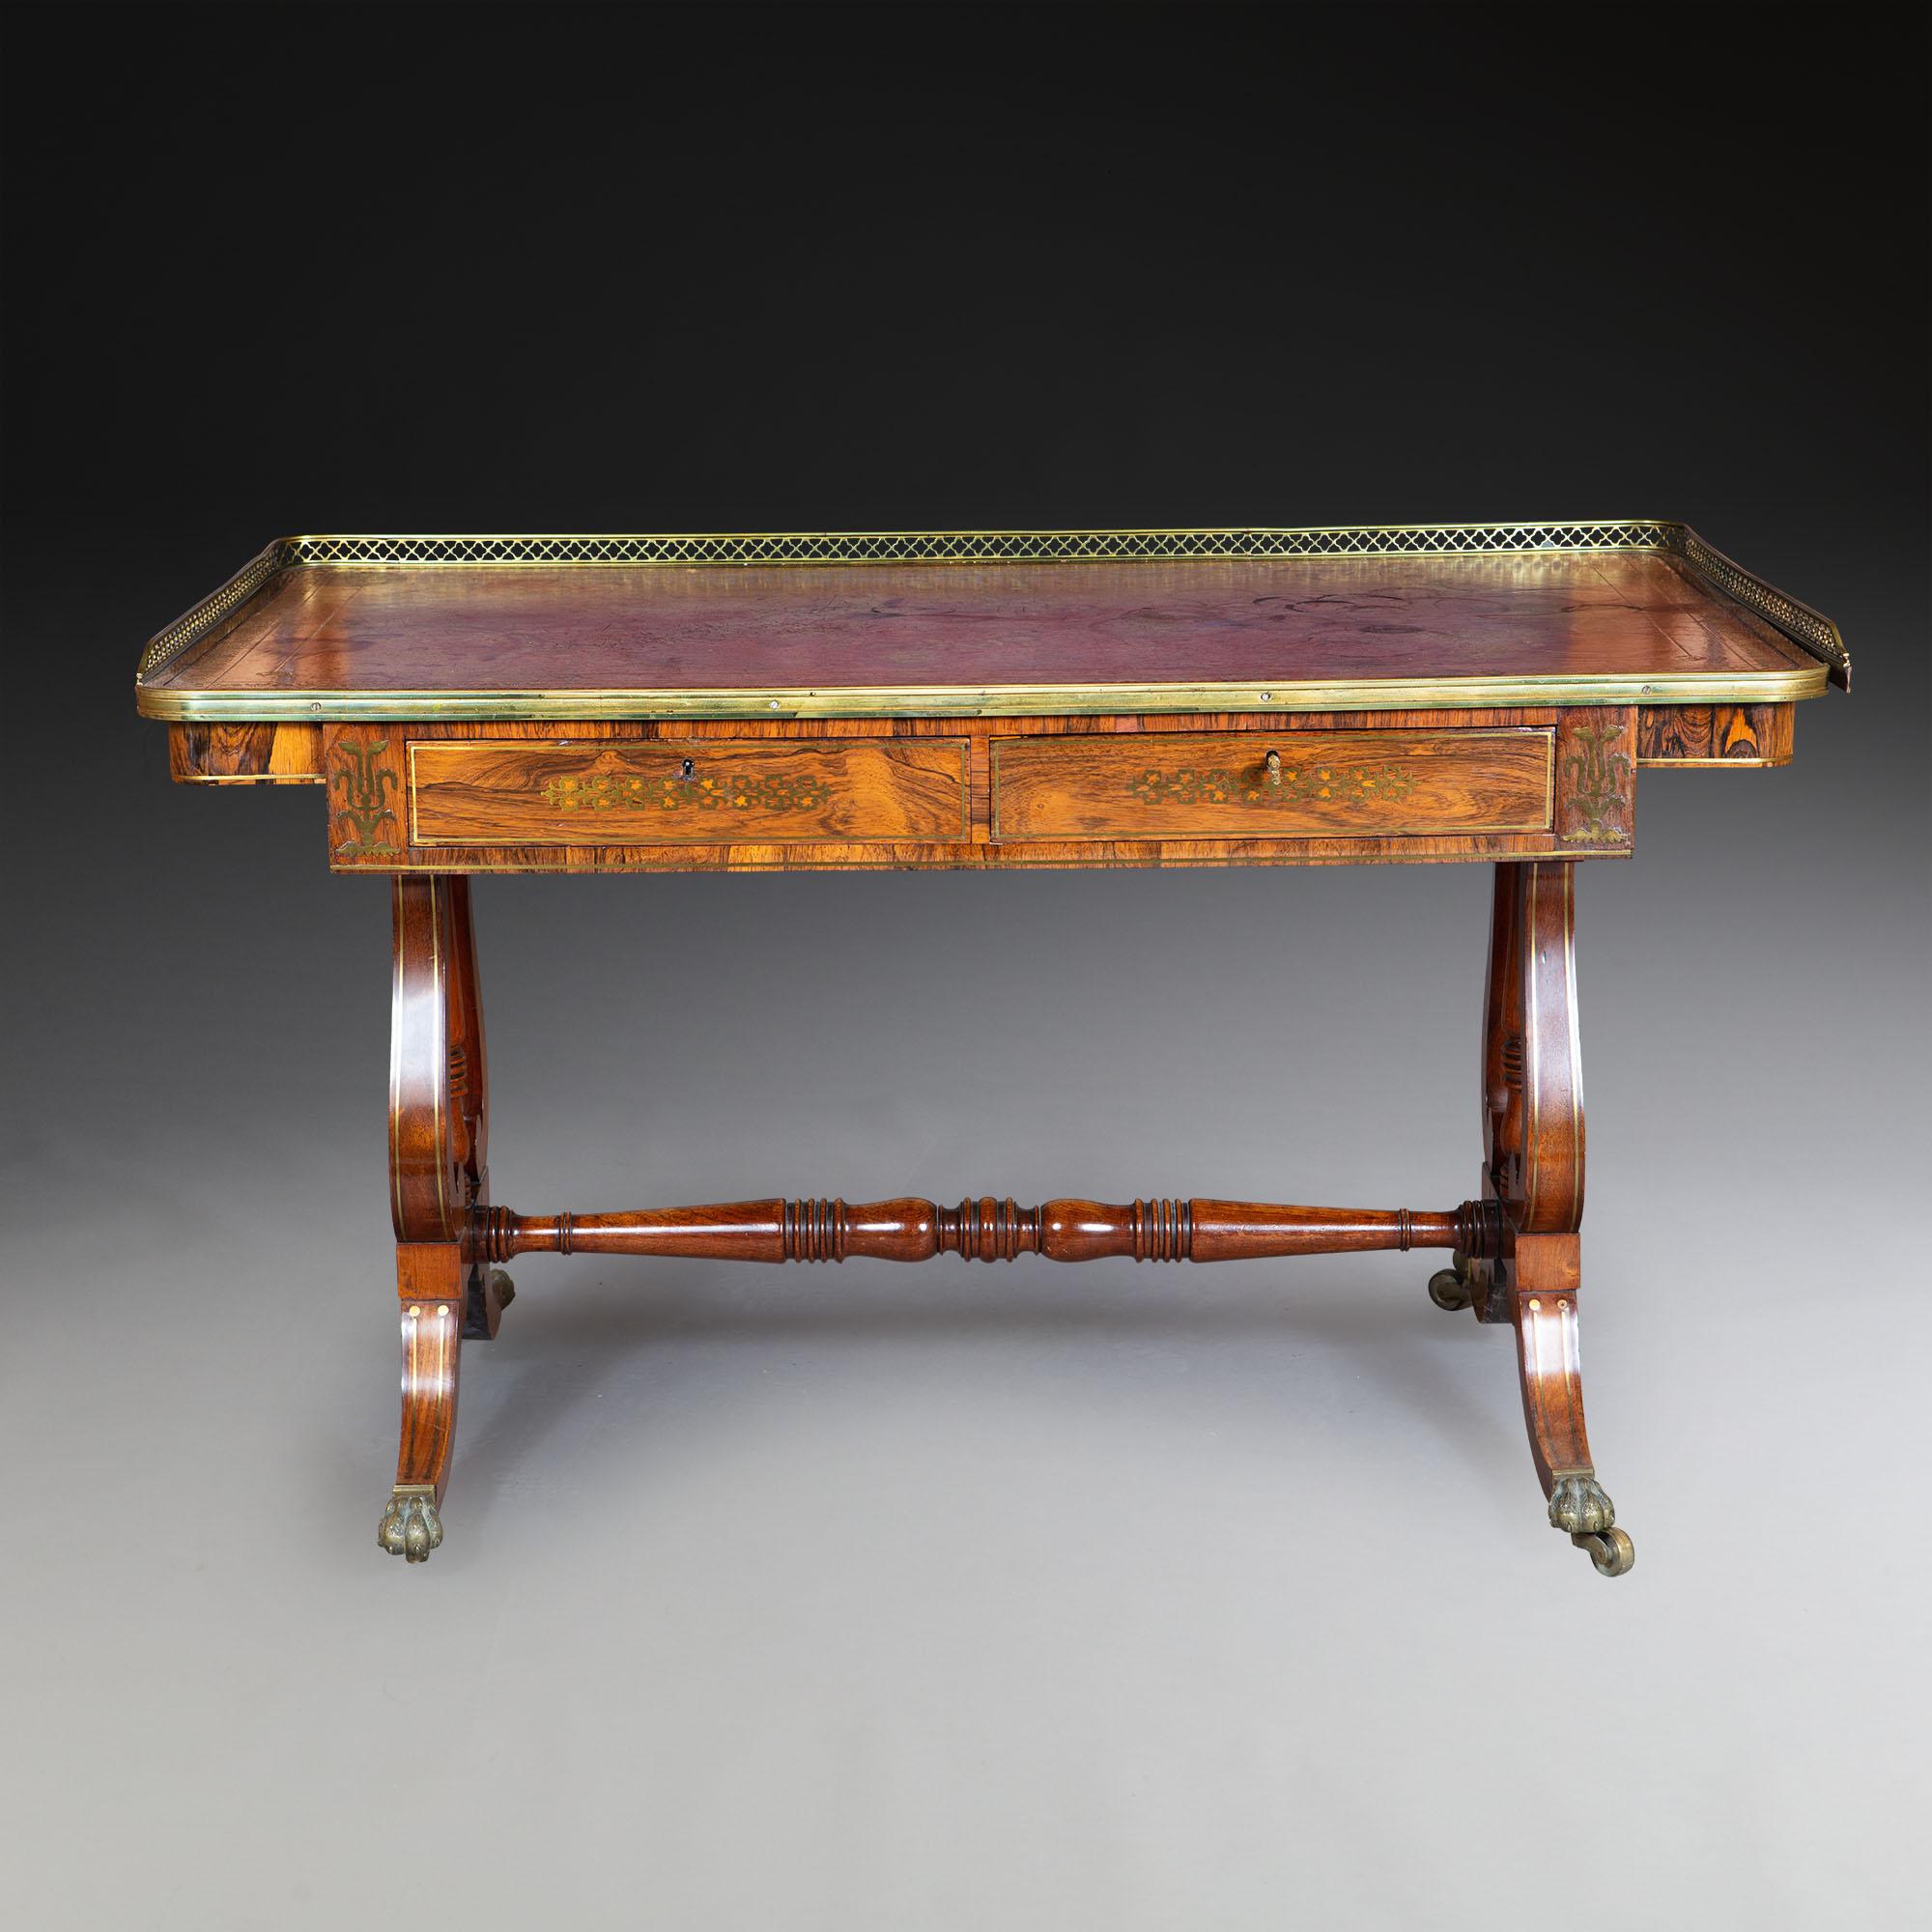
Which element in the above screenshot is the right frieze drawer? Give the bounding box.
[989,728,1556,840]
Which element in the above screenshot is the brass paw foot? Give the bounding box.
[378,1484,443,1563]
[1427,1256,1472,1312]
[1548,1471,1614,1534]
[1548,1473,1634,1577]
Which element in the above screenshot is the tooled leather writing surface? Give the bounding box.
[148,551,1810,698]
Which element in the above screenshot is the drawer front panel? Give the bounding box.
[992,729,1553,841]
[409,738,970,845]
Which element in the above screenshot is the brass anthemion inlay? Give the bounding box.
[1127,762,1419,809]
[541,772,835,814]
[330,737,401,857]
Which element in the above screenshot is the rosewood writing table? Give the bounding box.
[135,521,1849,1575]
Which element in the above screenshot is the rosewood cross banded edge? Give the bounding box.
[137,520,1849,1574]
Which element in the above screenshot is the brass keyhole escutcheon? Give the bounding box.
[1264,749,1282,788]
[678,757,696,781]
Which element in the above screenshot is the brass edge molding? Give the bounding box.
[137,664,1829,724]
[327,847,1638,877]
[176,773,326,785]
[1634,755,1790,769]
[133,520,1851,692]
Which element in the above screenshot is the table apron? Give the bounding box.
[311,709,1638,872]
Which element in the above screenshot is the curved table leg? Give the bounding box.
[380,876,507,1563]
[1435,862,1633,1575]
[379,1244,464,1562]
[1509,863,1630,1574]
[1509,1234,1634,1577]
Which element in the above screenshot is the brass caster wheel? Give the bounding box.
[1572,1526,1635,1577]
[465,1266,516,1340]
[1427,1266,1472,1313]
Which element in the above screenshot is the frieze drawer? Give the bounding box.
[408,738,971,846]
[990,729,1555,841]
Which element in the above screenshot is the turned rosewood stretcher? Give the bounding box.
[136,521,1849,1574]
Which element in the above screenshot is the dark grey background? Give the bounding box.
[3,7,1925,1928]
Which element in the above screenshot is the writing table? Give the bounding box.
[136,521,1848,1573]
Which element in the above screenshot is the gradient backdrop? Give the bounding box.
[3,8,1926,1928]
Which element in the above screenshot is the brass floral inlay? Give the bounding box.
[1563,721,1634,842]
[542,771,833,814]
[330,737,400,857]
[1127,762,1418,809]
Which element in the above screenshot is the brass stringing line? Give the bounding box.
[432,878,447,1238]
[132,522,1851,683]
[1524,866,1542,1215]
[1565,864,1582,1221]
[388,887,406,1236]
[1571,931,1585,1219]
